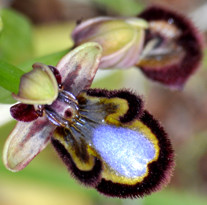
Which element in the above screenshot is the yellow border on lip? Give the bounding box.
[53,128,96,171]
[100,119,160,185]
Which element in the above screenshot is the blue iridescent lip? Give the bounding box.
[92,125,156,178]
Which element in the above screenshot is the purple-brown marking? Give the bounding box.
[48,65,62,87]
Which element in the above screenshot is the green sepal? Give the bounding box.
[13,63,58,105]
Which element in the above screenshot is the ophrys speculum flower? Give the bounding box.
[3,42,174,198]
[72,6,203,89]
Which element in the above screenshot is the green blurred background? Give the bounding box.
[0,0,207,204]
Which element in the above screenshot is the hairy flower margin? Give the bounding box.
[3,42,174,198]
[72,5,203,89]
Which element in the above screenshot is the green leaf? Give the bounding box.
[0,87,16,104]
[0,60,24,94]
[0,8,33,64]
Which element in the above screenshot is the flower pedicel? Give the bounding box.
[3,42,174,198]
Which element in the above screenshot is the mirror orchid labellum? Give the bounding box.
[3,42,174,198]
[72,5,203,89]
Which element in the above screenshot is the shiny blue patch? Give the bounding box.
[92,125,155,178]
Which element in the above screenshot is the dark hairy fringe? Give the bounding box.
[84,88,144,123]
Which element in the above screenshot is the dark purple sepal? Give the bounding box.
[138,5,203,88]
[48,65,62,87]
[51,138,102,186]
[10,103,39,122]
[85,89,144,123]
[96,110,174,198]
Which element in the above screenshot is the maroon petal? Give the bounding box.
[48,65,62,87]
[10,103,39,122]
[137,5,203,88]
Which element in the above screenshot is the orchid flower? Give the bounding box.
[3,42,174,198]
[72,6,203,89]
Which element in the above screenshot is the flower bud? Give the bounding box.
[72,17,148,69]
